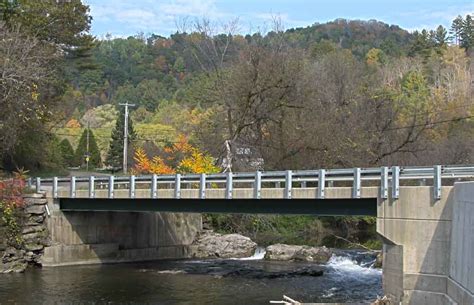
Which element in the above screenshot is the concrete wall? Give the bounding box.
[448,182,474,305]
[378,183,474,305]
[42,198,202,266]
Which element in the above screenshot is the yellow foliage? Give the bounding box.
[132,135,219,175]
[65,119,81,128]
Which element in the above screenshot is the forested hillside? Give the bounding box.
[59,16,473,173]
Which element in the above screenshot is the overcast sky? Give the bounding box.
[84,0,474,38]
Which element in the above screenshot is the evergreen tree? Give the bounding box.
[460,15,473,50]
[450,15,464,45]
[59,138,75,167]
[74,128,101,168]
[106,109,136,170]
[434,25,448,47]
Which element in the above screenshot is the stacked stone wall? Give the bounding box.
[0,192,49,273]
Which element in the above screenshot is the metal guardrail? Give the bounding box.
[29,165,474,201]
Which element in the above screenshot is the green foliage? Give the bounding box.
[59,139,75,167]
[0,201,23,248]
[74,129,102,168]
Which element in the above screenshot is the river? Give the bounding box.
[0,249,381,304]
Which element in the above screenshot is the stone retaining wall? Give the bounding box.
[0,192,50,273]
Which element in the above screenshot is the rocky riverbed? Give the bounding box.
[191,230,334,265]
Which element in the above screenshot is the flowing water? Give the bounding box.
[0,249,381,304]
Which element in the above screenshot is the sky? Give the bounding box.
[84,0,474,38]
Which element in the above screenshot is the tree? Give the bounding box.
[74,128,101,168]
[434,25,448,47]
[106,109,136,170]
[0,0,92,171]
[450,15,464,45]
[460,15,473,50]
[59,139,75,167]
[132,135,219,174]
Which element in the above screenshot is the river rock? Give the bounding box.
[192,231,257,259]
[293,246,332,263]
[374,251,383,268]
[265,244,332,263]
[265,244,303,261]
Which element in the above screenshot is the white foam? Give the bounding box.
[232,247,266,260]
[326,255,381,277]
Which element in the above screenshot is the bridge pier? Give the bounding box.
[377,183,474,304]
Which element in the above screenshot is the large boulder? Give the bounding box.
[265,244,332,263]
[192,231,257,259]
[293,246,332,263]
[264,244,303,261]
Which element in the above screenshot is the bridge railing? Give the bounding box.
[29,165,474,200]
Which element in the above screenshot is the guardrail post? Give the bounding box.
[200,174,206,199]
[285,170,292,199]
[27,178,32,189]
[70,176,76,198]
[318,169,326,199]
[226,172,233,199]
[254,171,262,199]
[108,176,114,199]
[353,168,361,198]
[301,181,307,188]
[53,177,58,199]
[129,175,136,199]
[174,174,181,199]
[380,167,388,199]
[89,176,95,199]
[35,177,41,193]
[434,165,442,200]
[151,174,157,199]
[391,166,400,199]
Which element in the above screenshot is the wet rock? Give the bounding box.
[0,261,27,274]
[265,244,332,263]
[264,244,303,261]
[374,251,383,268]
[192,230,257,259]
[293,246,332,263]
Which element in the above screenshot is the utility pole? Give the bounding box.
[119,102,135,174]
[86,121,90,171]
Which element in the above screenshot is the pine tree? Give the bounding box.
[434,25,448,47]
[450,15,464,45]
[74,129,102,168]
[460,15,473,50]
[59,138,75,167]
[106,109,136,170]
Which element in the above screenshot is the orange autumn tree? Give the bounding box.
[132,135,220,175]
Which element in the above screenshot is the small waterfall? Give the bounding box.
[232,247,266,260]
[326,254,381,277]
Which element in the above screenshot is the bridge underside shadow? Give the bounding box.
[59,198,377,216]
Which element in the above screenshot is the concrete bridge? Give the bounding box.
[33,165,474,305]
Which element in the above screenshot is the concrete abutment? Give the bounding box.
[377,184,474,305]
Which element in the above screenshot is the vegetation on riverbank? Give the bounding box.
[204,214,382,250]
